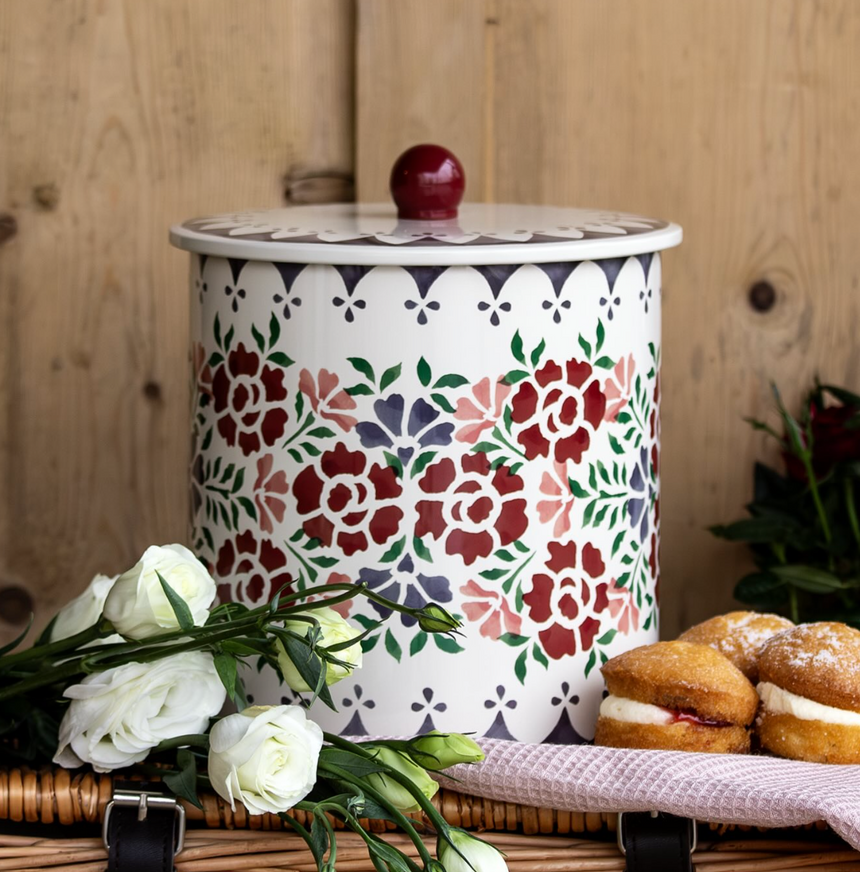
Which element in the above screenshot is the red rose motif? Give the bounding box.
[211,342,289,456]
[293,442,403,556]
[510,358,607,464]
[415,453,528,566]
[254,454,289,534]
[593,578,640,635]
[215,530,293,606]
[523,541,605,659]
[460,580,522,639]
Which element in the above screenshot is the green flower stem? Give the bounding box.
[322,732,450,837]
[845,479,860,552]
[153,734,209,752]
[0,657,84,701]
[282,412,316,448]
[0,621,105,672]
[315,761,434,866]
[788,586,800,624]
[491,427,527,460]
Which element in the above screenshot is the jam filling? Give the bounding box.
[664,708,732,728]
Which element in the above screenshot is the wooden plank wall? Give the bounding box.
[0,0,355,641]
[2,0,859,642]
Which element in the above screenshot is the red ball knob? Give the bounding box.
[389,144,465,221]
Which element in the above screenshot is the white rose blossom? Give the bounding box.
[275,606,362,692]
[208,705,323,815]
[51,573,118,642]
[104,544,216,640]
[53,650,226,772]
[439,830,509,872]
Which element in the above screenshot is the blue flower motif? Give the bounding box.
[356,394,454,461]
[627,446,655,543]
[358,553,452,627]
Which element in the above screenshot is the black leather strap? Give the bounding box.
[106,782,179,872]
[620,812,695,872]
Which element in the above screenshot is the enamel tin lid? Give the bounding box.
[170,145,682,266]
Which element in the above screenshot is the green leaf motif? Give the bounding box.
[410,632,428,657]
[207,351,224,368]
[511,330,526,365]
[379,362,403,394]
[384,628,402,663]
[431,392,456,413]
[346,383,374,396]
[594,355,615,369]
[307,426,337,439]
[251,325,266,354]
[383,451,404,478]
[514,649,528,685]
[532,644,549,669]
[213,314,223,349]
[410,450,437,478]
[379,535,407,563]
[578,335,592,359]
[433,373,469,389]
[513,539,530,553]
[583,500,597,526]
[236,497,257,520]
[502,369,530,385]
[412,535,433,563]
[156,571,194,631]
[498,633,530,647]
[231,467,245,494]
[597,629,617,646]
[224,326,235,354]
[267,352,294,367]
[269,312,281,349]
[596,320,606,354]
[417,356,432,387]
[611,530,625,557]
[471,441,502,454]
[479,568,509,580]
[584,649,598,678]
[495,549,516,562]
[347,356,375,384]
[608,434,625,455]
[568,478,589,499]
[435,635,464,654]
[530,339,546,368]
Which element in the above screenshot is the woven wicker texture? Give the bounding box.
[0,830,858,872]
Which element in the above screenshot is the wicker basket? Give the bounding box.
[0,767,856,872]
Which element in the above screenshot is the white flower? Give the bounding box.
[51,574,117,642]
[104,544,216,640]
[54,651,225,772]
[208,705,323,815]
[438,830,509,872]
[275,606,362,692]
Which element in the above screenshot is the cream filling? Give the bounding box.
[758,682,860,727]
[599,694,674,726]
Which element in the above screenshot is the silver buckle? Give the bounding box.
[102,789,186,855]
[617,810,698,856]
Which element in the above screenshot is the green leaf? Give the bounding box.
[530,339,546,368]
[594,505,610,526]
[771,565,847,593]
[0,616,34,657]
[269,312,281,349]
[479,568,509,580]
[584,649,598,678]
[511,330,525,365]
[417,356,432,387]
[432,373,469,389]
[514,649,528,684]
[710,516,802,544]
[532,644,549,669]
[513,539,530,553]
[380,363,402,392]
[431,392,456,413]
[309,556,339,568]
[230,467,245,494]
[490,455,508,470]
[578,335,592,359]
[498,633,530,647]
[410,450,437,478]
[201,427,213,451]
[346,383,374,396]
[207,351,224,368]
[274,629,334,709]
[214,652,238,702]
[379,535,407,563]
[583,500,597,526]
[733,572,785,603]
[361,634,380,653]
[267,351,294,367]
[611,531,625,557]
[383,451,403,478]
[410,632,428,657]
[616,571,631,588]
[412,535,433,563]
[502,369,530,385]
[594,355,615,369]
[597,629,617,646]
[384,628,402,663]
[319,747,386,778]
[434,634,464,654]
[287,448,303,463]
[568,478,589,499]
[608,434,625,455]
[596,320,606,353]
[471,441,502,454]
[495,549,516,562]
[310,816,329,867]
[300,441,322,457]
[347,357,376,383]
[163,749,202,810]
[224,326,234,354]
[503,404,514,434]
[307,426,337,439]
[616,411,632,424]
[213,313,222,349]
[251,324,266,353]
[236,496,257,520]
[156,571,194,630]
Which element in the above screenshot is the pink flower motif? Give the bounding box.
[603,354,635,422]
[453,377,512,444]
[460,580,521,639]
[254,454,289,534]
[593,578,640,635]
[304,571,354,618]
[537,461,574,538]
[299,368,358,432]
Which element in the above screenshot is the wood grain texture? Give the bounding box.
[0,0,355,642]
[356,0,860,636]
